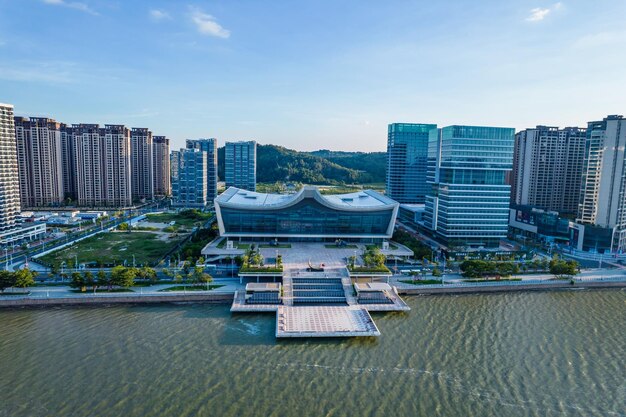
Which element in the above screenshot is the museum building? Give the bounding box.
[214,186,398,242]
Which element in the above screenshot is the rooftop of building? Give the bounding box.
[216,186,398,210]
[245,283,281,292]
[399,204,425,213]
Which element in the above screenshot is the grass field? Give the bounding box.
[39,232,185,267]
[145,211,212,229]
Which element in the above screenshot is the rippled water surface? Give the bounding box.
[1,290,624,417]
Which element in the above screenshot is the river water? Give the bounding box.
[1,290,624,417]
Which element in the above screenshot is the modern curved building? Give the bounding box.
[215,186,398,241]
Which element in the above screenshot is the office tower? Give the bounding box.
[14,117,64,207]
[153,136,170,197]
[511,126,586,214]
[74,124,132,207]
[186,138,217,199]
[225,140,257,191]
[130,127,154,201]
[0,103,21,232]
[577,115,626,251]
[424,125,515,247]
[386,123,437,203]
[171,148,207,208]
[60,124,77,202]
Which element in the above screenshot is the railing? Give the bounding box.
[397,276,626,289]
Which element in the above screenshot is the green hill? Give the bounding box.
[217,145,386,185]
[309,150,386,183]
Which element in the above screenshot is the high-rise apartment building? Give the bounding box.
[577,115,626,251]
[186,138,218,199]
[74,124,132,207]
[130,128,154,201]
[14,117,64,207]
[424,125,515,247]
[0,103,21,232]
[60,124,77,202]
[511,126,586,214]
[171,148,208,208]
[386,123,437,203]
[225,140,257,192]
[153,136,170,197]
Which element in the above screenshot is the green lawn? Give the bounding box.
[39,232,185,267]
[158,285,224,292]
[325,244,359,249]
[348,265,391,274]
[145,212,212,228]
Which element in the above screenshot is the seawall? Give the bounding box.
[0,293,234,308]
[396,280,626,295]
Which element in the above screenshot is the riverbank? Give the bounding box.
[1,278,625,308]
[0,292,233,308]
[396,279,626,295]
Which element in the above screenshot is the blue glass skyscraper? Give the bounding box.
[186,138,218,200]
[424,125,515,248]
[386,123,437,203]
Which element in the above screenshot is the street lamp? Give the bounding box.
[441,257,446,286]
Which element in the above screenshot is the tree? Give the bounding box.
[549,257,579,279]
[83,271,96,292]
[50,263,60,277]
[188,266,205,286]
[118,222,130,231]
[362,247,386,267]
[199,272,213,286]
[138,267,157,284]
[432,267,442,277]
[70,271,86,292]
[97,270,109,290]
[0,271,16,293]
[111,266,136,288]
[14,268,36,290]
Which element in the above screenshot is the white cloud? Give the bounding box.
[149,9,171,21]
[526,2,562,22]
[189,7,230,38]
[42,0,98,15]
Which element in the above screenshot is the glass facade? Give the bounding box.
[220,199,394,237]
[424,125,515,247]
[186,139,217,200]
[386,123,437,203]
[225,141,256,192]
[171,149,208,208]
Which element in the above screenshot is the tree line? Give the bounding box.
[0,269,37,293]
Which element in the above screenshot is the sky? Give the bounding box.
[1,0,625,152]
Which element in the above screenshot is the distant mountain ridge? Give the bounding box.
[217,145,386,185]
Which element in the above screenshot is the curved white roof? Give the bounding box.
[216,186,397,211]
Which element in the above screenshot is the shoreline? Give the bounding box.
[0,280,624,309]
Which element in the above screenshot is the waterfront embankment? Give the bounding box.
[396,279,626,295]
[1,278,625,308]
[0,292,233,308]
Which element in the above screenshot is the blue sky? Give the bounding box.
[1,0,625,151]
